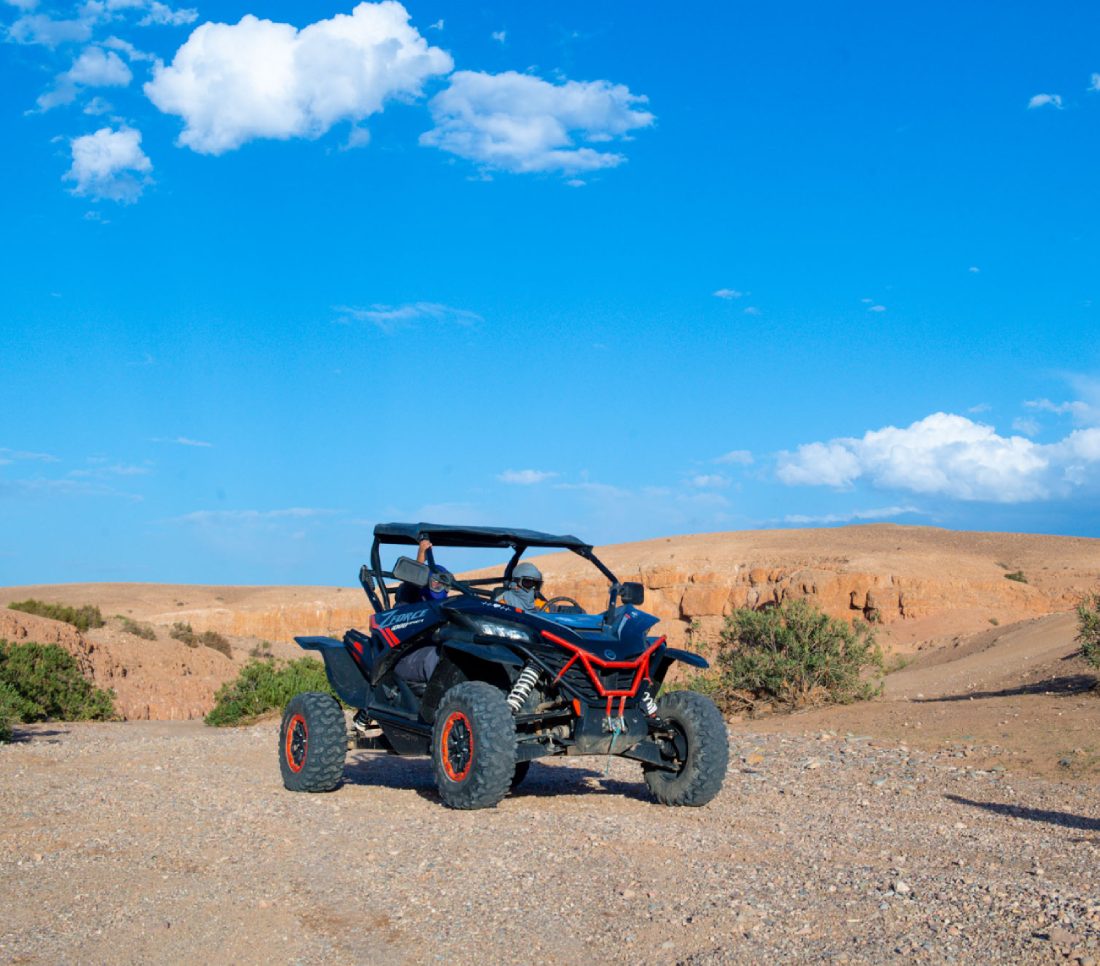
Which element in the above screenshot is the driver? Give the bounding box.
[499,561,548,612]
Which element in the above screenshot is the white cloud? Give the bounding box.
[103,35,155,61]
[68,45,131,85]
[1090,73,1100,93]
[176,507,333,524]
[428,18,443,30]
[498,469,557,485]
[335,301,482,333]
[151,435,212,447]
[139,1,196,26]
[145,2,452,154]
[9,13,92,46]
[1025,397,1094,422]
[83,95,113,114]
[968,402,992,414]
[713,288,742,300]
[868,304,886,312]
[714,449,753,465]
[4,0,39,10]
[0,447,58,463]
[490,30,506,43]
[63,126,151,202]
[778,441,864,489]
[69,462,151,478]
[1011,417,1040,437]
[1028,93,1062,110]
[38,44,133,110]
[968,265,981,273]
[777,411,1100,503]
[743,306,760,316]
[0,477,142,500]
[420,70,654,174]
[783,505,923,525]
[688,474,729,489]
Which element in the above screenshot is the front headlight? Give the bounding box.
[468,618,532,642]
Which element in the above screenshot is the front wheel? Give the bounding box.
[279,691,347,792]
[643,690,729,806]
[431,681,516,809]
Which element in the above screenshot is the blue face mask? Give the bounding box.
[425,566,450,601]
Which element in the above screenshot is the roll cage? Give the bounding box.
[359,522,621,614]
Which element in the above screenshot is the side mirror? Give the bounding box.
[619,581,645,606]
[392,556,429,587]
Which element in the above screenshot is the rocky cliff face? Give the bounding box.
[537,563,1062,648]
[1,609,236,721]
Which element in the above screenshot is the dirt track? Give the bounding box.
[2,713,1098,965]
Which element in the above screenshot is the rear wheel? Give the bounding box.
[279,692,347,792]
[643,690,728,806]
[432,682,516,809]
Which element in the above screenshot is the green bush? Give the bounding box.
[698,599,883,716]
[7,599,105,632]
[1077,593,1100,671]
[1004,570,1028,583]
[248,640,273,659]
[170,622,196,646]
[197,630,232,658]
[205,657,338,726]
[117,616,157,640]
[0,680,37,742]
[0,640,116,741]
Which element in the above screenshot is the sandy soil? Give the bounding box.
[1,715,1097,965]
[747,612,1100,781]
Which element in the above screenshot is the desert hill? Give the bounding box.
[1,525,1097,723]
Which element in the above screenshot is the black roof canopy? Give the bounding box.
[372,522,592,551]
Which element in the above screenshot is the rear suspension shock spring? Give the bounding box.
[506,664,541,713]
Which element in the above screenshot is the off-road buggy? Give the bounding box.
[278,523,729,809]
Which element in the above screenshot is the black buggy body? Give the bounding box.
[278,523,729,809]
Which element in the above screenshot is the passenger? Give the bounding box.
[393,539,447,683]
[395,538,450,605]
[499,561,548,612]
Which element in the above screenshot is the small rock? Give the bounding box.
[893,880,911,896]
[1048,926,1073,947]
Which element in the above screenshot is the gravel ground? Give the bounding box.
[2,719,1098,965]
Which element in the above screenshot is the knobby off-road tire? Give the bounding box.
[432,681,516,810]
[643,690,729,807]
[279,691,347,793]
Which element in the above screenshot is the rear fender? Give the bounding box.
[294,636,371,707]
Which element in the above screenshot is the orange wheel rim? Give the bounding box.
[285,713,308,773]
[441,711,473,781]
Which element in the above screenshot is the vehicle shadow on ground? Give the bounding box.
[6,726,70,744]
[946,794,1100,831]
[343,753,653,804]
[912,674,1097,703]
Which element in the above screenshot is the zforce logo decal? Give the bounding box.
[372,608,431,644]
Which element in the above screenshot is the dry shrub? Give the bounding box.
[696,599,883,717]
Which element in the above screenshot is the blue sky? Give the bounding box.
[2,1,1099,585]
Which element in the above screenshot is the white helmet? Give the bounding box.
[511,561,543,586]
